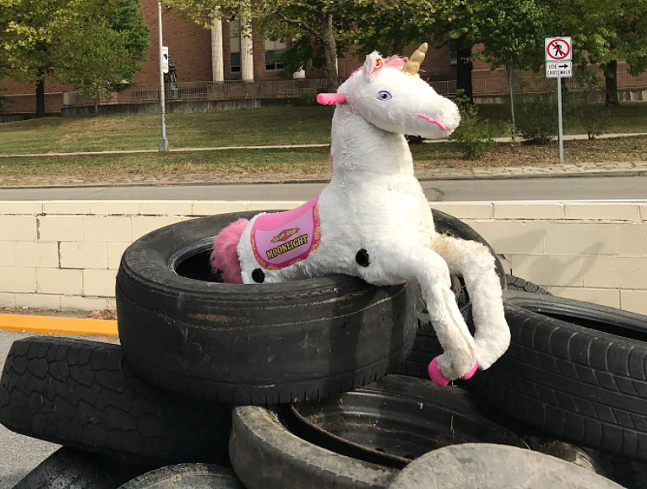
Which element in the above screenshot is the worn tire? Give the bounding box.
[0,337,231,464]
[395,209,505,378]
[387,444,623,489]
[229,376,520,489]
[12,447,144,489]
[117,464,244,489]
[506,274,551,295]
[470,292,647,461]
[117,212,417,405]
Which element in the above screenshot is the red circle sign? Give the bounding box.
[547,39,570,60]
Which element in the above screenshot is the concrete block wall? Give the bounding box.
[0,200,645,315]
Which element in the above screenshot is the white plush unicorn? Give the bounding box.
[211,44,510,385]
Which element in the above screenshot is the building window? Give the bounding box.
[449,35,457,66]
[230,23,241,73]
[265,39,286,71]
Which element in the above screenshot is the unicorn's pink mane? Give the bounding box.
[350,55,408,77]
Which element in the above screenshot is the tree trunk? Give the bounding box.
[602,60,619,106]
[456,47,473,103]
[321,11,339,92]
[36,78,45,118]
[505,65,516,138]
[94,98,99,116]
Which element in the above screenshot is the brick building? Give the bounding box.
[1,1,644,115]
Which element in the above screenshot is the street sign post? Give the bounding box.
[158,3,169,152]
[545,38,572,164]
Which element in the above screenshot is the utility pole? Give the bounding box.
[158,2,169,152]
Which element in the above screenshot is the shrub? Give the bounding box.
[566,91,611,139]
[295,91,319,107]
[449,90,497,159]
[515,91,558,144]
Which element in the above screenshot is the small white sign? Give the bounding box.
[546,61,573,78]
[545,37,572,61]
[162,46,169,74]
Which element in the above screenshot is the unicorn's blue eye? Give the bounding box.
[377,91,392,101]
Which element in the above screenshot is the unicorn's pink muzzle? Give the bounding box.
[418,114,450,131]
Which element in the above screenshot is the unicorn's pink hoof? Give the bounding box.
[428,357,479,386]
[428,357,449,386]
[461,360,479,380]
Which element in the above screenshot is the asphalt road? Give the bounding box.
[1,175,647,202]
[0,332,119,488]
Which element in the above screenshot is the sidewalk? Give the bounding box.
[1,132,646,159]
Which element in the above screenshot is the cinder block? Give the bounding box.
[0,267,36,293]
[15,293,61,310]
[468,221,545,254]
[106,298,116,310]
[37,269,83,295]
[0,242,13,267]
[141,201,193,216]
[547,286,620,308]
[90,201,141,215]
[60,243,107,269]
[0,216,37,241]
[14,242,59,268]
[245,202,305,212]
[640,204,647,221]
[38,216,83,242]
[43,201,91,214]
[618,224,647,256]
[83,269,117,297]
[581,256,647,289]
[493,202,564,220]
[131,216,186,241]
[0,293,15,307]
[61,296,108,311]
[511,254,583,287]
[83,216,131,243]
[107,243,130,270]
[565,203,641,221]
[0,202,43,215]
[431,203,493,219]
[544,222,618,255]
[192,201,247,216]
[621,290,647,316]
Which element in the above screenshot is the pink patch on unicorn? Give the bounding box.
[251,196,321,270]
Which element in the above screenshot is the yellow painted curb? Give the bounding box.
[0,314,118,337]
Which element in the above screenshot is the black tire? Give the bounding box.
[0,337,231,464]
[506,274,551,295]
[117,464,244,489]
[229,375,520,489]
[12,447,144,489]
[386,444,623,489]
[395,209,505,378]
[470,292,647,462]
[116,212,417,405]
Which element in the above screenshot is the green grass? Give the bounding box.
[0,106,334,155]
[478,101,647,137]
[2,136,646,179]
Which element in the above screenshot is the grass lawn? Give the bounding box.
[0,106,334,155]
[1,136,646,179]
[2,103,647,156]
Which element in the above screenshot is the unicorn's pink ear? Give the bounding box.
[363,51,385,80]
[317,93,346,105]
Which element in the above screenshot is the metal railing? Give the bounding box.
[63,79,328,107]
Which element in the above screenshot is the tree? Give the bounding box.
[0,0,149,117]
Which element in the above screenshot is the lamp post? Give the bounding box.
[158,2,169,152]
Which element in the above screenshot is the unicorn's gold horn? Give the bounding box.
[403,43,428,76]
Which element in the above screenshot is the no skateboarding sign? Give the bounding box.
[545,37,572,61]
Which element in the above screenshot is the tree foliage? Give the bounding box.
[0,0,149,116]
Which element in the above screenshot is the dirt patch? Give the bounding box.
[0,307,116,320]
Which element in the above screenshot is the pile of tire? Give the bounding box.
[1,209,644,488]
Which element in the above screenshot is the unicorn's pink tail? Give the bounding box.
[210,218,249,284]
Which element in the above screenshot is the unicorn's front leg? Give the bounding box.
[362,245,478,382]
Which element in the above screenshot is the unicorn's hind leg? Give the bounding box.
[430,234,510,370]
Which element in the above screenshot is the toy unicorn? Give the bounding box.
[211,44,510,385]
